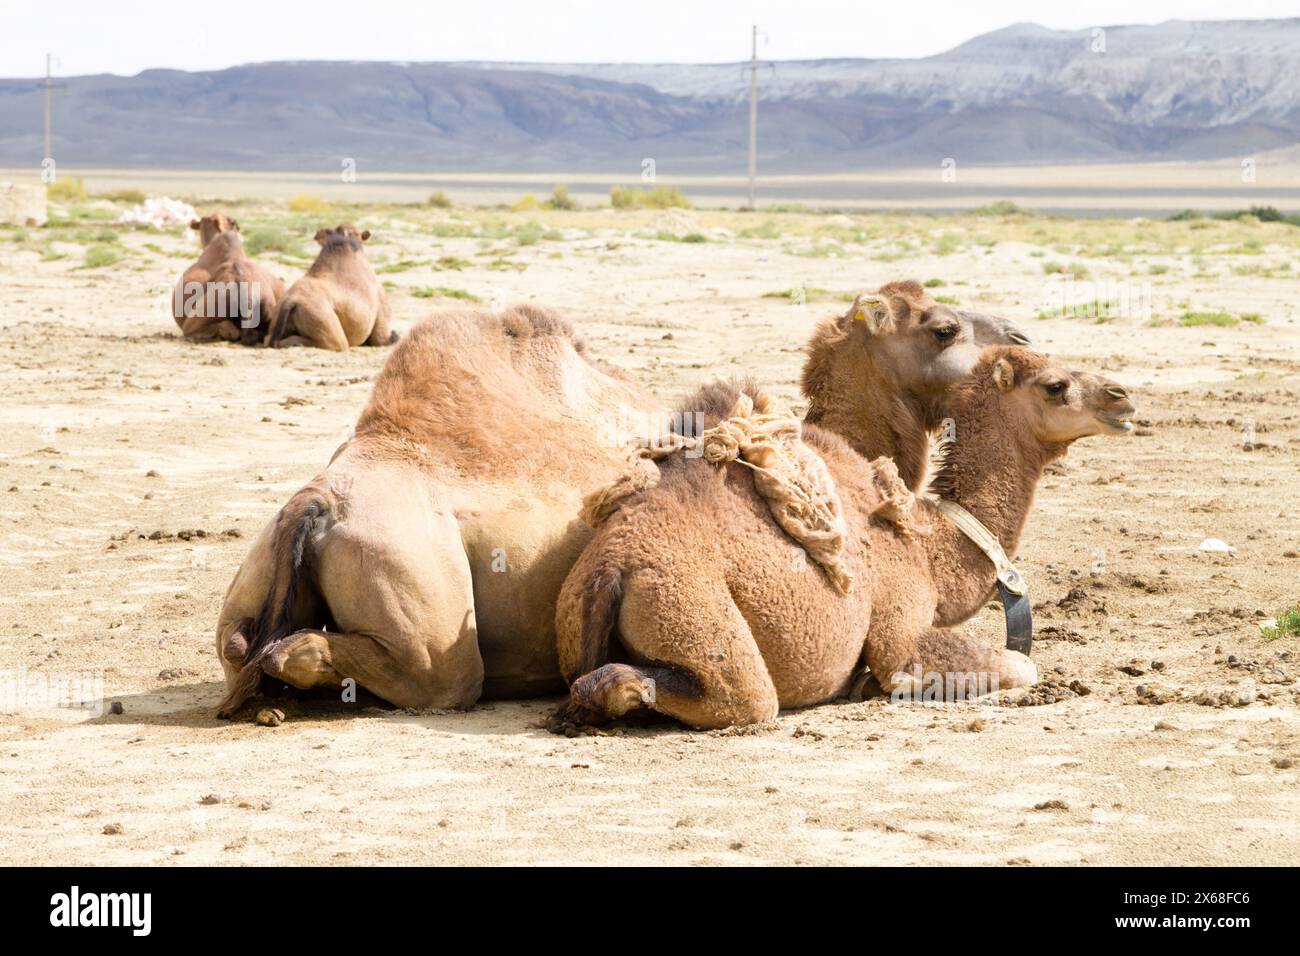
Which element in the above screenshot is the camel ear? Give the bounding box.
[314,228,330,244]
[360,229,371,241]
[189,219,200,230]
[993,357,1016,392]
[846,293,890,335]
[229,219,239,231]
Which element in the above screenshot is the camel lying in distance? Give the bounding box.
[213,286,1026,717]
[215,304,665,715]
[268,225,394,350]
[552,347,1135,730]
[174,213,285,345]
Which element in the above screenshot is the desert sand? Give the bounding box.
[1,192,1298,865]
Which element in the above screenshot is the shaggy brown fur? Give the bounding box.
[551,347,1136,730]
[269,224,393,350]
[174,213,286,345]
[215,304,665,716]
[803,280,978,492]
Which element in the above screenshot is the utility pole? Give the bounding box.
[43,53,54,160]
[747,25,758,210]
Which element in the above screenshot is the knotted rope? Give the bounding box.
[582,393,854,595]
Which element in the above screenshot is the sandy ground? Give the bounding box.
[1,198,1299,866]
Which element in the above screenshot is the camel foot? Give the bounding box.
[546,665,657,735]
[573,664,655,717]
[262,630,341,689]
[1002,651,1038,689]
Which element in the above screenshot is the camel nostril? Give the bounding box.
[1105,386,1128,400]
[1008,330,1031,346]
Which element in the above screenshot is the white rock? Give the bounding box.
[117,196,198,230]
[1198,538,1235,554]
[0,182,47,226]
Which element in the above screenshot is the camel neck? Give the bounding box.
[802,351,934,492]
[923,388,1062,625]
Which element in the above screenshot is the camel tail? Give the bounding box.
[216,488,330,718]
[568,564,624,683]
[267,300,296,347]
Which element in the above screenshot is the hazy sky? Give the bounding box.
[3,0,1296,77]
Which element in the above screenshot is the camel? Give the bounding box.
[551,346,1136,730]
[267,224,394,350]
[174,213,286,345]
[215,304,664,714]
[212,285,1027,717]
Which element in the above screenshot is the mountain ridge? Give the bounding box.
[1,18,1297,173]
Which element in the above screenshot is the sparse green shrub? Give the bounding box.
[1262,606,1300,640]
[968,200,1030,216]
[1180,311,1239,327]
[98,189,147,204]
[547,185,577,211]
[426,191,453,209]
[80,244,121,269]
[47,177,87,202]
[610,185,690,209]
[287,193,330,214]
[411,286,480,301]
[244,228,308,259]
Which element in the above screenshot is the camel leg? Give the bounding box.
[267,488,483,709]
[364,300,397,346]
[216,475,484,711]
[912,627,1037,697]
[216,518,277,684]
[275,307,349,351]
[181,314,239,341]
[554,571,778,731]
[864,603,1037,700]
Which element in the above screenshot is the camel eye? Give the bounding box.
[933,326,957,343]
[1045,381,1068,397]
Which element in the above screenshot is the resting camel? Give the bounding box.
[552,346,1135,730]
[213,286,1026,717]
[174,213,285,345]
[268,224,394,350]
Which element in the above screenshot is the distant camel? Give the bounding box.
[268,224,394,350]
[174,213,285,345]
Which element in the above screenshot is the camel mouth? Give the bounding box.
[1100,416,1135,435]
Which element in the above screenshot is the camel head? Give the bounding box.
[843,280,985,396]
[958,309,1032,349]
[314,224,372,248]
[980,347,1136,446]
[190,212,239,247]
